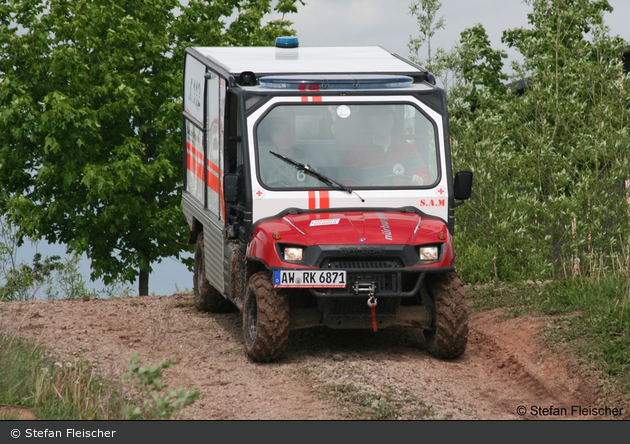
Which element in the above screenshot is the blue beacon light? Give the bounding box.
[275,36,299,48]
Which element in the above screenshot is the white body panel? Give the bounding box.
[248,96,449,224]
[190,46,421,75]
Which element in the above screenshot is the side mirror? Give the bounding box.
[453,171,473,201]
[224,173,241,204]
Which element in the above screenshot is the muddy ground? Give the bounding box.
[0,292,621,420]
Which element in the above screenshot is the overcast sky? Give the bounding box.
[284,0,630,72]
[17,0,630,296]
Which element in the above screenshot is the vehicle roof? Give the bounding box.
[188,46,426,77]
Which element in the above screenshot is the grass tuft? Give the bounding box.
[0,335,125,420]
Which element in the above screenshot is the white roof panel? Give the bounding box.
[190,46,423,75]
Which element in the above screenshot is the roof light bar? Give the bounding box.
[258,74,414,90]
[275,36,299,48]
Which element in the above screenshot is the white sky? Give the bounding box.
[285,0,630,71]
[17,0,630,296]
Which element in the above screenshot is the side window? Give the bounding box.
[205,72,224,218]
[183,55,206,203]
[184,55,204,122]
[404,105,438,184]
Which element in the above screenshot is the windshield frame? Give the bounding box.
[252,97,443,192]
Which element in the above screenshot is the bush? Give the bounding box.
[121,351,199,420]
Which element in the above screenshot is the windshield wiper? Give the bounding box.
[270,151,355,196]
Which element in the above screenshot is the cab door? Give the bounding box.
[202,70,227,294]
[183,52,227,295]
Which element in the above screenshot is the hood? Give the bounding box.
[274,211,447,246]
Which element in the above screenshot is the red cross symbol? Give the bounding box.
[255,189,264,197]
[437,188,445,195]
[394,164,404,174]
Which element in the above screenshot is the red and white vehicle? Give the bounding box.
[182,37,472,362]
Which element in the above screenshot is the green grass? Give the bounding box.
[0,335,200,420]
[467,272,630,407]
[0,335,125,420]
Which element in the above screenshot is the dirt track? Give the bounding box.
[0,293,618,420]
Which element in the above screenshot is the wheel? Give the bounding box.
[193,232,234,313]
[243,271,290,362]
[424,272,468,359]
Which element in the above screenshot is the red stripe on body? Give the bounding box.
[300,83,321,102]
[186,142,203,161]
[206,159,220,174]
[308,190,316,209]
[206,170,220,193]
[319,190,329,208]
[187,152,204,181]
[307,190,329,210]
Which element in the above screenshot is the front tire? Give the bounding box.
[193,232,234,313]
[243,271,290,362]
[424,272,468,359]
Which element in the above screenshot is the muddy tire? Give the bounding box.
[424,272,468,359]
[243,271,290,362]
[193,232,234,313]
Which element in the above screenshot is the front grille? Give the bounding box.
[347,273,396,293]
[323,258,401,269]
[318,257,401,295]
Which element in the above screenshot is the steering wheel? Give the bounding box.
[371,175,415,186]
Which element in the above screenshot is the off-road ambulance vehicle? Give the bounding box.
[182,37,472,362]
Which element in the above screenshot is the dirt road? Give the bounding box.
[0,293,612,420]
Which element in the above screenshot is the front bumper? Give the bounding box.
[308,265,454,298]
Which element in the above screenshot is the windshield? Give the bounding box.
[255,103,439,190]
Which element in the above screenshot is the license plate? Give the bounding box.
[273,269,347,288]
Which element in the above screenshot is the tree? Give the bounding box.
[458,24,507,102]
[450,0,630,282]
[408,0,445,66]
[0,0,303,295]
[422,23,507,104]
[407,1,506,101]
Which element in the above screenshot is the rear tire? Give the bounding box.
[424,272,468,359]
[243,271,290,362]
[193,232,234,313]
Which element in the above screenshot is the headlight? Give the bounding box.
[283,247,303,262]
[419,246,439,261]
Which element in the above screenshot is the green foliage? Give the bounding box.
[121,351,199,420]
[437,1,630,403]
[0,335,124,420]
[0,0,302,295]
[0,217,132,301]
[408,2,506,103]
[0,338,199,420]
[408,0,445,66]
[432,0,630,283]
[457,24,507,101]
[0,335,199,420]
